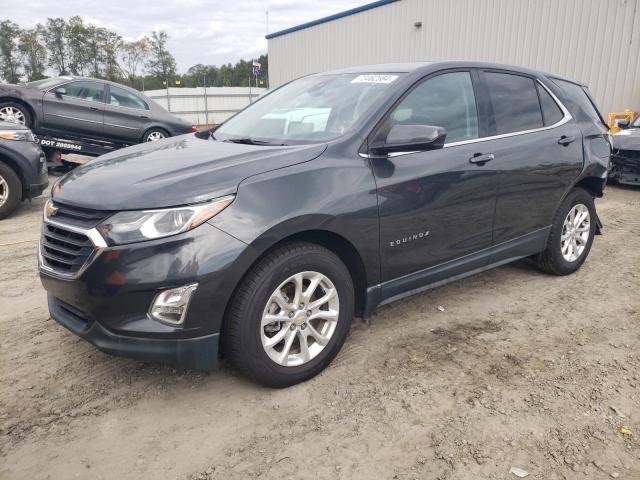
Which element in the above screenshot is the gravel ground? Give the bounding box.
[0,181,638,480]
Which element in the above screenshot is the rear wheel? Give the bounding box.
[224,242,354,387]
[0,163,22,220]
[535,188,596,275]
[142,128,168,142]
[0,102,31,127]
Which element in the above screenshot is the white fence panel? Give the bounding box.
[145,87,266,126]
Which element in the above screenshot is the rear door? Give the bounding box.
[103,85,150,142]
[41,80,105,138]
[369,70,499,291]
[478,70,583,246]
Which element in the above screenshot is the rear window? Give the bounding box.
[537,84,564,126]
[485,72,543,134]
[552,79,603,126]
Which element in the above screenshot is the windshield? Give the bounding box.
[214,73,404,144]
[632,115,640,128]
[27,77,69,90]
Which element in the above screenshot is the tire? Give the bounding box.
[142,128,169,142]
[0,163,22,220]
[224,242,354,387]
[0,101,32,127]
[535,188,596,275]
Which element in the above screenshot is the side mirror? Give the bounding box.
[616,119,630,129]
[378,124,447,154]
[54,87,66,97]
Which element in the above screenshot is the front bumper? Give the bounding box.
[48,294,220,370]
[40,221,250,370]
[29,170,49,198]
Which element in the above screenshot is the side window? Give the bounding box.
[485,72,543,134]
[537,84,564,126]
[389,71,479,143]
[109,86,148,110]
[57,81,104,103]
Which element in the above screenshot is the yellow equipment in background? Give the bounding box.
[608,110,637,133]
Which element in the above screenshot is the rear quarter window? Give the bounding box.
[551,79,604,126]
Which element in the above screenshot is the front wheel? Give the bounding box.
[0,163,22,220]
[224,242,354,387]
[535,188,596,275]
[0,102,31,127]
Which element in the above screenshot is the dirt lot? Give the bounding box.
[0,181,638,480]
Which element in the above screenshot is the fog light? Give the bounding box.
[149,284,198,325]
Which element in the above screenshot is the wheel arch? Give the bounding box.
[218,228,369,353]
[573,175,606,198]
[0,96,37,128]
[140,125,170,142]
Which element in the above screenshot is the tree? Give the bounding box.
[19,25,47,81]
[121,38,149,86]
[66,16,90,76]
[146,31,176,81]
[43,18,68,75]
[0,20,24,83]
[101,29,122,81]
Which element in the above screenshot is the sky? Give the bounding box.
[5,0,367,72]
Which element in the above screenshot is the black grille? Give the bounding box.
[50,202,110,228]
[41,224,94,275]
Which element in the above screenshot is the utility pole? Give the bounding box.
[203,74,209,126]
[165,77,171,112]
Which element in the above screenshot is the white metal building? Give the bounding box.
[145,87,265,126]
[266,0,640,115]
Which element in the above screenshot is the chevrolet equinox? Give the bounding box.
[39,62,610,387]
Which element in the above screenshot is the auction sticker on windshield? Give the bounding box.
[351,74,399,84]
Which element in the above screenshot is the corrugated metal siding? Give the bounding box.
[268,0,639,114]
[145,87,266,125]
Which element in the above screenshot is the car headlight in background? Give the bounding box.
[97,195,234,245]
[0,128,35,142]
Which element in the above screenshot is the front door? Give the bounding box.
[42,80,105,139]
[367,71,499,295]
[103,84,151,142]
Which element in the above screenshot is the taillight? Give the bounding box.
[190,126,198,132]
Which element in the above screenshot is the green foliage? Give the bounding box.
[0,20,23,83]
[0,16,268,90]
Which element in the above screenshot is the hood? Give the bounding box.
[612,129,640,151]
[54,134,327,210]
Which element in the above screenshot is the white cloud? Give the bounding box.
[8,0,367,71]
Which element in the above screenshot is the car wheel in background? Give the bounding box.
[142,128,169,142]
[535,188,596,275]
[224,242,354,388]
[0,102,31,127]
[0,163,22,219]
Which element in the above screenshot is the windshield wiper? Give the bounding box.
[222,137,288,146]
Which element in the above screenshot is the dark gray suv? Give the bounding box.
[0,77,195,145]
[39,62,610,387]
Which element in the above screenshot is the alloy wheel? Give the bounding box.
[0,106,26,125]
[561,203,590,262]
[146,131,166,141]
[261,271,340,367]
[0,175,8,208]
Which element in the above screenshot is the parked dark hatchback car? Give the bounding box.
[0,120,47,218]
[39,62,610,387]
[0,76,195,144]
[610,114,640,186]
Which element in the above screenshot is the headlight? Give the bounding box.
[97,195,234,245]
[0,129,35,142]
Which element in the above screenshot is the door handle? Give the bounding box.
[138,115,149,119]
[469,153,494,165]
[558,135,576,146]
[89,106,100,111]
